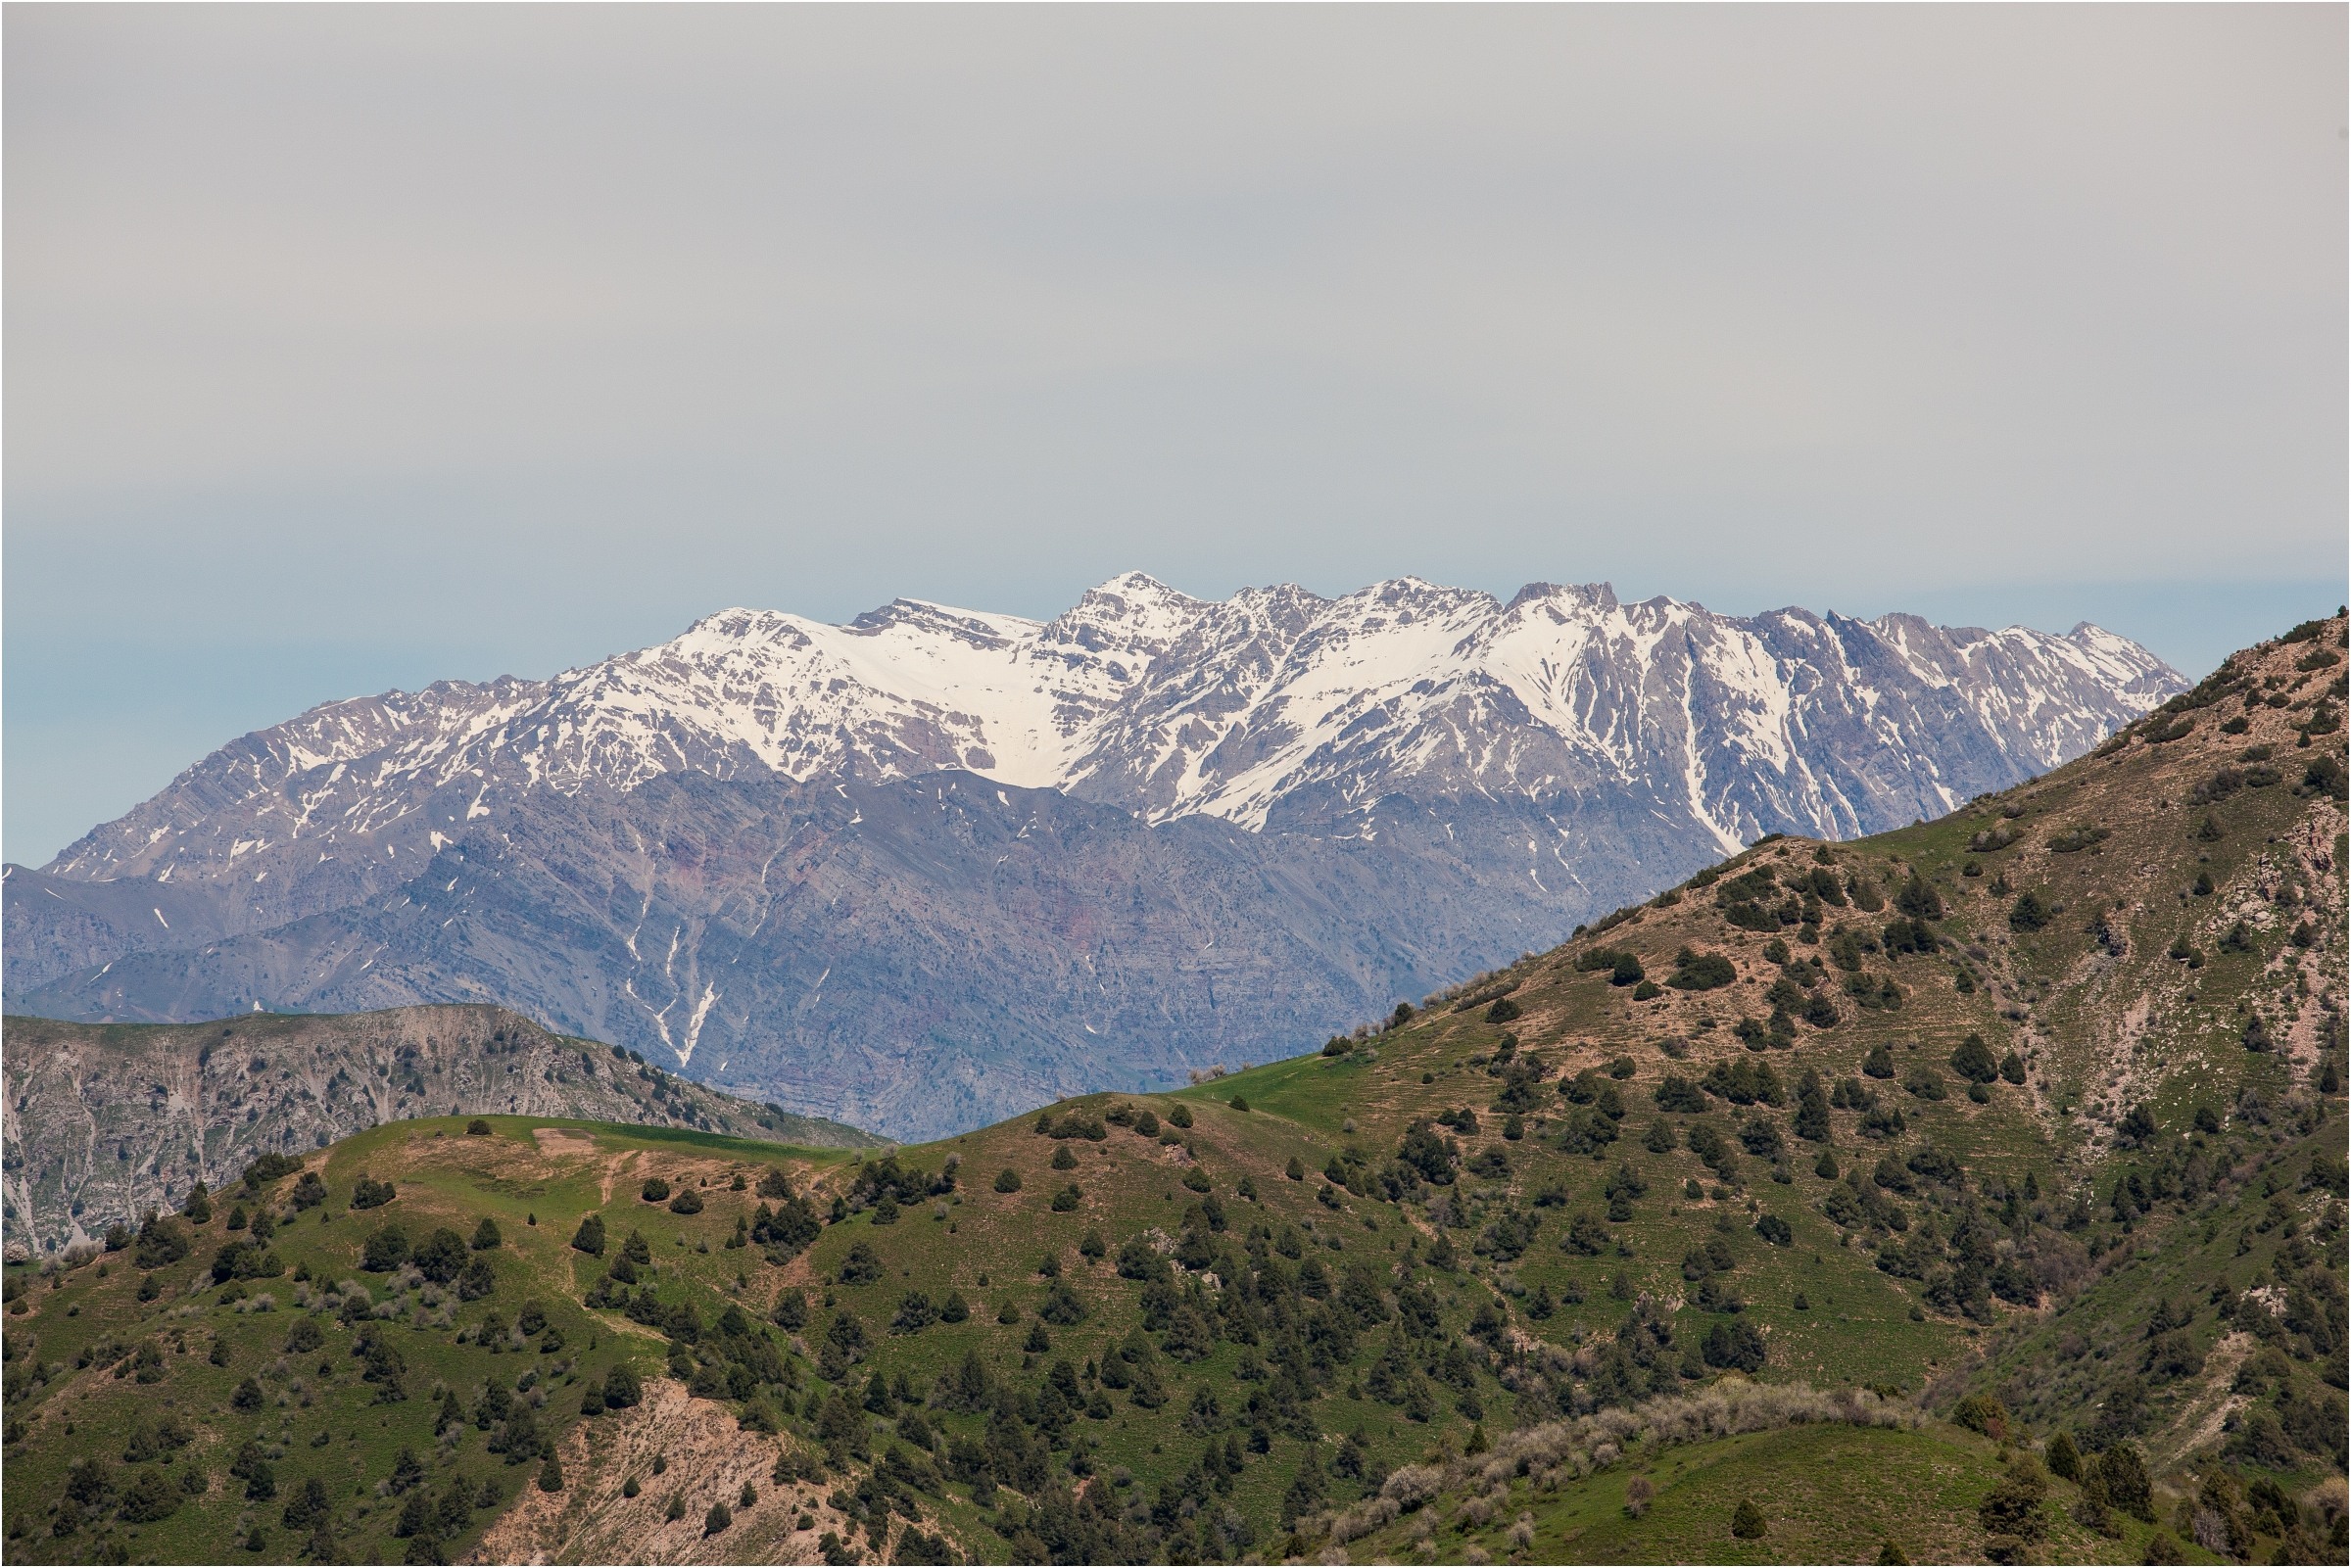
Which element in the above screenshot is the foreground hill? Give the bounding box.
[0,1006,878,1257]
[0,616,2334,1565]
[3,573,2182,1139]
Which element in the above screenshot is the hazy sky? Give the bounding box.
[7,6,2345,866]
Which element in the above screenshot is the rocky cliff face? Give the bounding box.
[5,573,2183,1140]
[0,1004,875,1256]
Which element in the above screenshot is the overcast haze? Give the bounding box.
[7,6,2344,867]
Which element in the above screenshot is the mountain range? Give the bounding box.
[0,610,2337,1568]
[4,573,2183,1138]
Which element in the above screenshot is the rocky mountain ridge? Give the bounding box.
[5,573,2183,1137]
[0,1005,876,1257]
[38,574,2179,898]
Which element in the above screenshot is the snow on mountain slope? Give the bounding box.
[1053,579,2181,842]
[8,571,2185,1136]
[39,572,2181,899]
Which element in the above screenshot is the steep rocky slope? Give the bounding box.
[0,1005,876,1257]
[6,574,2180,1138]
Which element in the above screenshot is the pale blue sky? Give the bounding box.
[7,6,2344,867]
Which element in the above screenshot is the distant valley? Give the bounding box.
[4,573,2183,1138]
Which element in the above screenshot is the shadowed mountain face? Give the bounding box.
[5,574,2182,1138]
[8,777,1607,1140]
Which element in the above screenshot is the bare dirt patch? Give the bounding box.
[2172,1331,2258,1459]
[464,1378,942,1565]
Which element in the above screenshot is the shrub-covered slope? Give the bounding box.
[0,616,2339,1564]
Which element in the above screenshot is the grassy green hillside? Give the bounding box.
[1,1117,871,1564]
[1,614,2343,1565]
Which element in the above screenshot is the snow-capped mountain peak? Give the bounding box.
[13,570,2192,1139]
[43,572,2183,895]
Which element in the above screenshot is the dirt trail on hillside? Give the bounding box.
[600,1149,641,1206]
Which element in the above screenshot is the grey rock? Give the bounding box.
[0,1004,876,1256]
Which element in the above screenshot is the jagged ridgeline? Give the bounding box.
[5,573,2185,1142]
[0,616,2340,1565]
